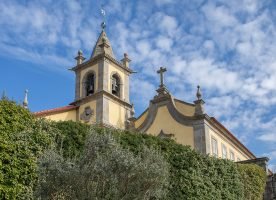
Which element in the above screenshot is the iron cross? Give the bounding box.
[157,67,167,87]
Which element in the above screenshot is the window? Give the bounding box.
[85,73,95,96]
[211,137,218,158]
[222,144,227,159]
[111,74,120,97]
[230,151,235,161]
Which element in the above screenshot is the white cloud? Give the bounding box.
[155,36,173,51]
[184,58,242,93]
[0,0,275,166]
[0,43,71,72]
[202,3,238,27]
[149,13,178,37]
[258,134,276,142]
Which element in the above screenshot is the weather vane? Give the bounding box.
[101,4,106,30]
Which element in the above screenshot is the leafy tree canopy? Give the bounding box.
[35,131,169,200]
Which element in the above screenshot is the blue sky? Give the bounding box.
[0,0,275,169]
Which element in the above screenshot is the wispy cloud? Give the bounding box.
[0,0,275,166]
[258,133,276,142]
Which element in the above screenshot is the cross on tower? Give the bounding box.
[157,67,167,87]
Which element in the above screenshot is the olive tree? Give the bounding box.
[35,131,169,200]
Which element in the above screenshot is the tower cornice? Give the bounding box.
[70,53,134,74]
[70,89,132,108]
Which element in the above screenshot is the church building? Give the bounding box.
[34,26,256,162]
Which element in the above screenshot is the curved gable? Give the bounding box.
[134,109,148,128]
[146,105,194,147]
[174,99,195,116]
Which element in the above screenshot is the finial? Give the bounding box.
[194,85,205,116]
[78,49,83,56]
[75,49,85,65]
[100,5,106,30]
[196,85,202,100]
[121,53,131,68]
[23,89,28,109]
[1,90,7,100]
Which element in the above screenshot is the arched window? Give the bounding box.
[111,74,120,97]
[85,73,95,96]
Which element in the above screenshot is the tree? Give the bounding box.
[237,164,267,200]
[0,99,56,199]
[35,130,169,200]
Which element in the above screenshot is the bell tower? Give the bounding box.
[70,26,134,129]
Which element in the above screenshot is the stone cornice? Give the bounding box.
[174,98,195,107]
[70,90,132,108]
[70,53,134,74]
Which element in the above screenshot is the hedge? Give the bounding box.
[53,123,267,199]
[0,100,268,199]
[237,163,267,200]
[0,99,56,199]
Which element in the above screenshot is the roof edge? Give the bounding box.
[34,105,78,117]
[210,117,256,159]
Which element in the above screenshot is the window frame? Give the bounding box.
[111,72,121,98]
[221,143,227,159]
[85,73,95,96]
[211,137,218,158]
[82,71,96,98]
[230,151,235,161]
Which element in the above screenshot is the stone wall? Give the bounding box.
[264,174,276,200]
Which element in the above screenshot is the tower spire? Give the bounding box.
[90,5,115,59]
[23,89,28,109]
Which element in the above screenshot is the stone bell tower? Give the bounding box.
[70,24,134,129]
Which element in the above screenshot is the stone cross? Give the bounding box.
[157,67,167,87]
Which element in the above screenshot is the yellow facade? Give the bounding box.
[134,110,148,128]
[44,109,77,121]
[78,100,97,124]
[108,99,126,129]
[208,127,249,161]
[175,100,195,117]
[146,105,194,147]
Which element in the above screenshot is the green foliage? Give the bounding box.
[52,121,90,159]
[0,101,268,199]
[100,128,244,200]
[237,163,267,200]
[0,99,56,199]
[35,131,169,200]
[0,99,34,135]
[53,125,267,200]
